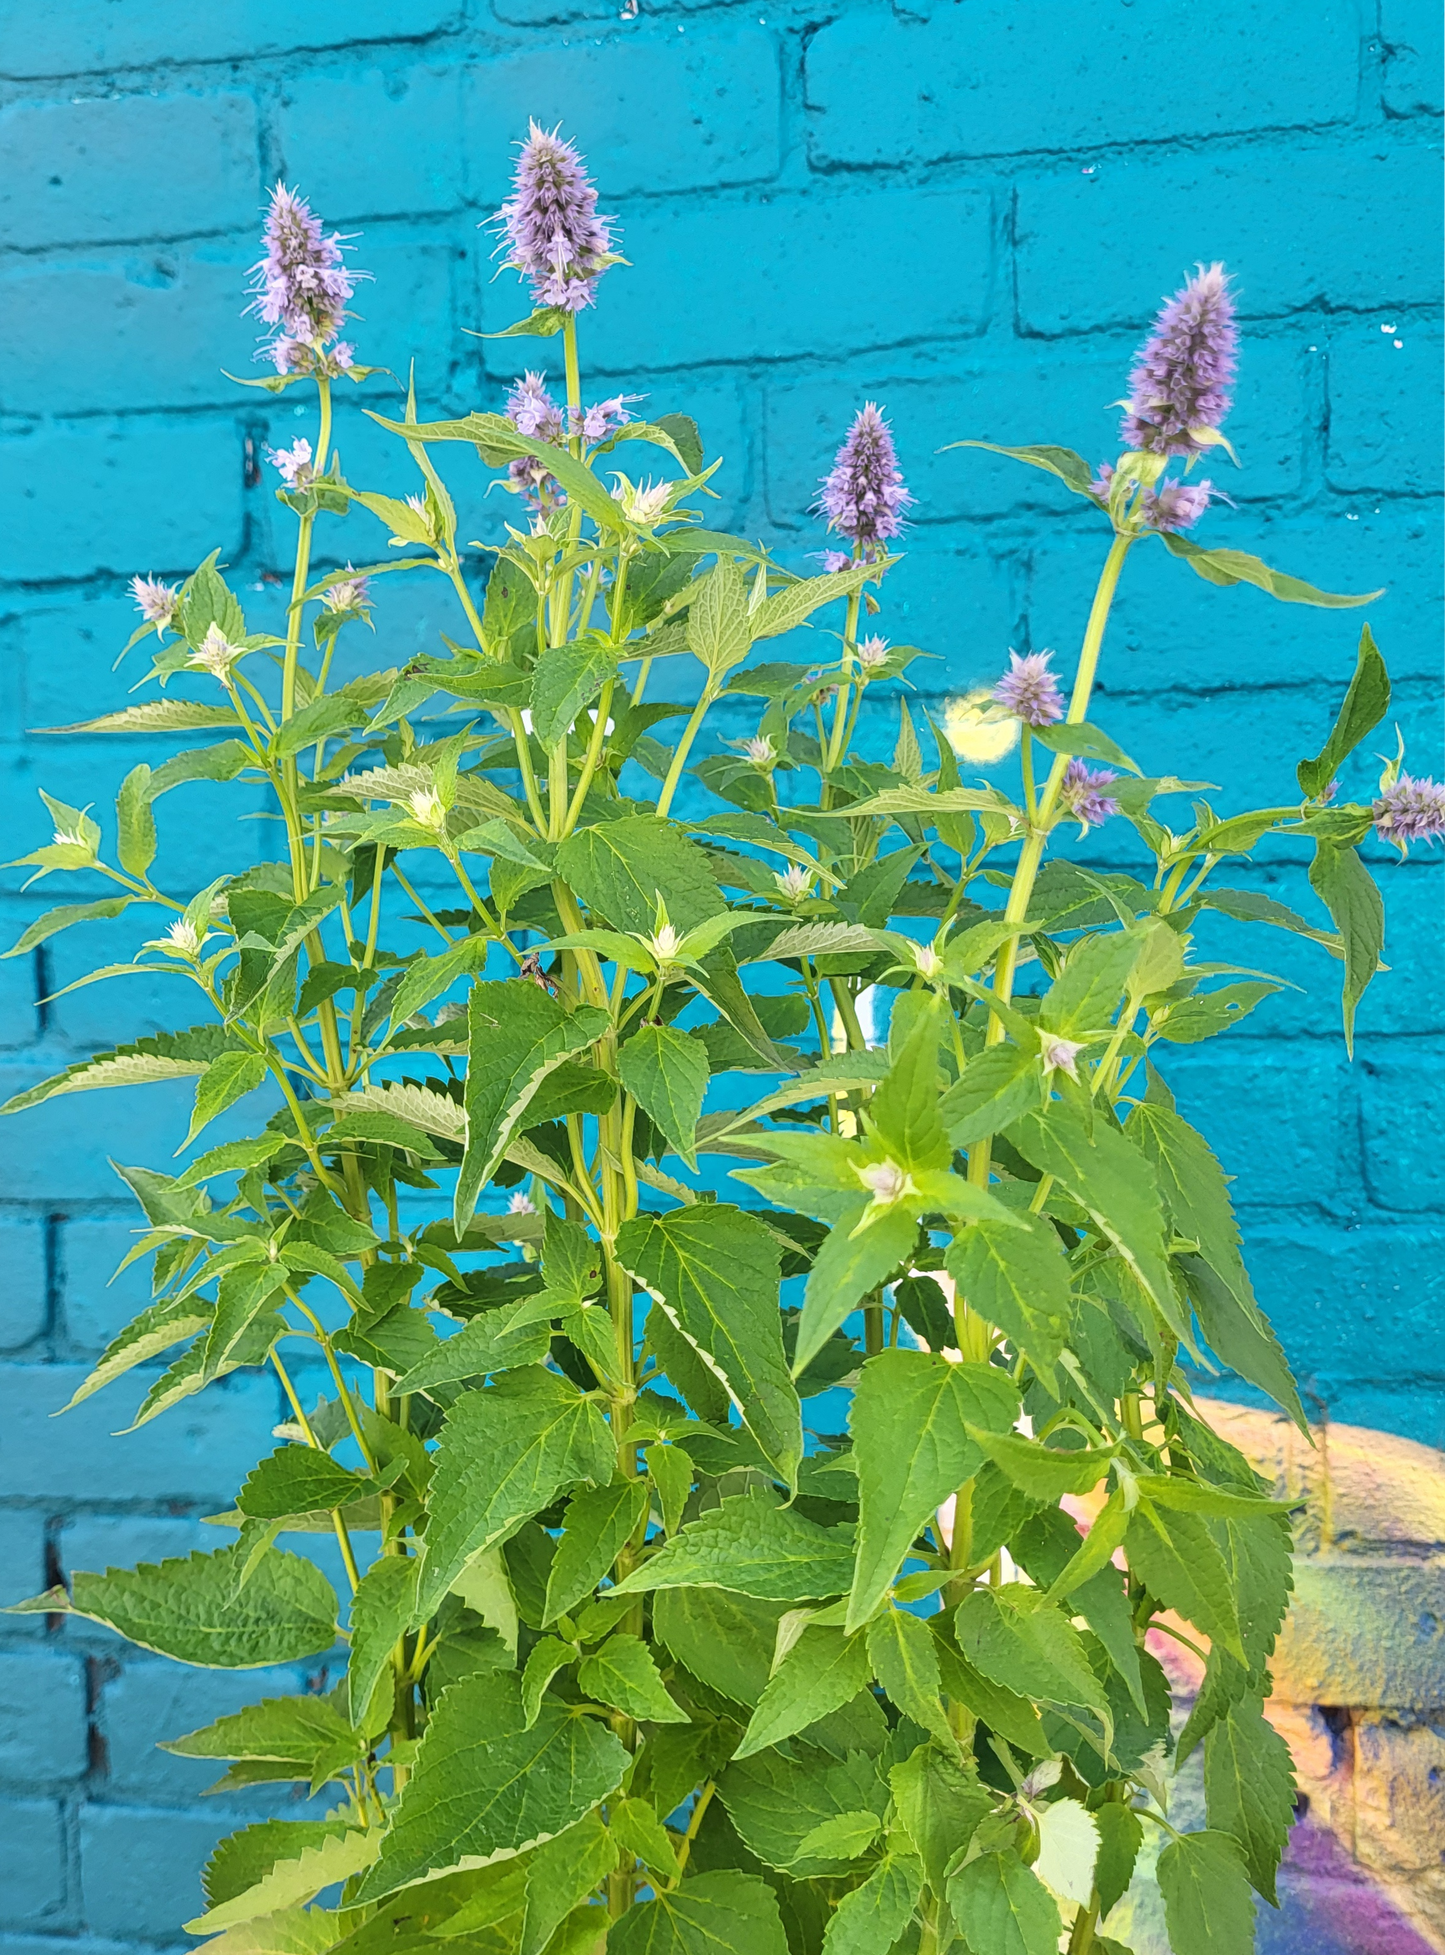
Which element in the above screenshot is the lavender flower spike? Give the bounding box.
[993,650,1064,728]
[493,121,617,314]
[247,183,364,371]
[1373,774,1445,854]
[129,575,180,630]
[1141,478,1218,533]
[816,403,912,558]
[1059,759,1119,831]
[1122,262,1237,458]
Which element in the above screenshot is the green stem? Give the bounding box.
[656,690,714,820]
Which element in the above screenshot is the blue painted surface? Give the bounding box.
[0,0,1440,1940]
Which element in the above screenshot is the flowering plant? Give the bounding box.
[7,138,1429,1955]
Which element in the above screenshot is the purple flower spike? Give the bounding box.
[1059,759,1119,830]
[493,121,617,314]
[1141,477,1218,532]
[816,403,912,558]
[266,436,313,488]
[1373,774,1445,854]
[247,183,364,370]
[993,651,1064,728]
[1122,262,1237,458]
[506,371,566,444]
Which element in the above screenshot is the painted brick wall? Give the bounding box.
[0,0,1440,1942]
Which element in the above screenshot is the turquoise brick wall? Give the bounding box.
[0,0,1440,1941]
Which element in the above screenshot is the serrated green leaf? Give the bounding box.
[938,1043,1040,1149]
[613,1492,855,1603]
[347,1552,418,1729]
[31,1548,337,1667]
[607,1870,788,1955]
[1308,841,1383,1054]
[186,1051,268,1146]
[822,1852,923,1955]
[1092,1799,1143,1919]
[734,1624,870,1757]
[1161,531,1383,607]
[967,1430,1115,1501]
[866,1607,952,1744]
[948,1849,1063,1955]
[236,1444,376,1520]
[544,1480,648,1624]
[652,1586,784,1708]
[932,1626,1051,1758]
[417,1368,614,1620]
[618,1022,710,1169]
[556,813,726,937]
[942,439,1096,496]
[115,764,157,877]
[792,1202,918,1380]
[386,932,491,1029]
[720,1746,889,1876]
[57,1295,210,1412]
[793,1809,881,1862]
[946,1212,1071,1383]
[520,1809,616,1955]
[1204,1695,1296,1903]
[955,1583,1109,1716]
[456,980,611,1228]
[617,1205,801,1490]
[1298,623,1391,798]
[890,1741,991,1892]
[1156,1829,1256,1954]
[1039,929,1144,1034]
[186,1825,379,1932]
[577,1631,688,1722]
[2,896,136,960]
[847,1348,1019,1631]
[353,1670,629,1902]
[1126,1496,1245,1663]
[395,1301,553,1394]
[531,638,617,749]
[1032,720,1140,775]
[0,1023,243,1116]
[201,1817,351,1911]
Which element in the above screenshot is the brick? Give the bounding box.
[572,184,992,374]
[1016,145,1443,334]
[3,595,154,735]
[0,1364,279,1503]
[0,92,258,252]
[0,1799,65,1924]
[0,1652,88,1786]
[278,65,464,223]
[468,24,781,205]
[57,1221,148,1359]
[0,0,460,77]
[59,1515,218,1584]
[0,1058,202,1203]
[0,416,245,587]
[77,1803,234,1938]
[1162,1045,1346,1212]
[1276,1557,1445,1708]
[0,1511,50,1631]
[1359,1059,1445,1212]
[97,1659,312,1802]
[0,1221,47,1355]
[1382,0,1445,116]
[806,2,1357,167]
[331,238,460,386]
[1243,1225,1445,1384]
[1328,325,1445,494]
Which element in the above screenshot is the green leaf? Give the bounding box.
[1196,885,1343,954]
[577,1631,688,1722]
[1092,1800,1143,1919]
[186,1051,268,1145]
[417,1368,614,1620]
[2,896,136,959]
[1129,1102,1305,1426]
[821,1854,923,1955]
[617,1205,801,1489]
[520,1810,616,1955]
[932,1628,1051,1757]
[1308,841,1383,1054]
[394,1302,553,1395]
[1039,929,1144,1034]
[866,998,950,1169]
[966,1430,1114,1501]
[939,1044,1040,1149]
[531,638,617,749]
[115,764,157,876]
[735,1625,871,1757]
[890,1742,991,1893]
[161,1693,353,1769]
[611,1794,682,1878]
[543,1480,648,1624]
[955,1583,1108,1715]
[1162,531,1383,607]
[236,1445,376,1520]
[57,1294,210,1411]
[686,559,753,679]
[607,1871,788,1955]
[619,1023,710,1168]
[1032,721,1140,775]
[613,1492,855,1603]
[792,1203,918,1380]
[793,1810,881,1862]
[30,1548,337,1667]
[456,980,611,1227]
[866,1608,952,1744]
[941,439,1096,497]
[201,1817,351,1910]
[1298,624,1390,798]
[1204,1698,1296,1903]
[946,1213,1071,1383]
[1008,1102,1189,1344]
[644,1442,694,1537]
[1125,1496,1245,1663]
[948,1849,1063,1955]
[352,1670,629,1902]
[186,1826,379,1933]
[847,1348,1018,1631]
[720,1747,889,1876]
[1156,1830,1256,1955]
[0,1023,243,1116]
[387,932,491,1029]
[556,813,726,937]
[347,1553,418,1729]
[50,698,242,735]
